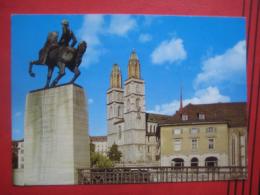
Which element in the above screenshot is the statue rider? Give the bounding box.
[58,19,77,48]
[39,31,58,64]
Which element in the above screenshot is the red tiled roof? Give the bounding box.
[160,102,247,127]
[90,136,107,142]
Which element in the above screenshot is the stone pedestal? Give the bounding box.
[24,84,90,185]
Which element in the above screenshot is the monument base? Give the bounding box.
[24,84,90,185]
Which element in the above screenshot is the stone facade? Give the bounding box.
[24,84,90,185]
[160,103,247,167]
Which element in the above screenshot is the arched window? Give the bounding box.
[150,125,152,132]
[136,98,140,109]
[127,99,130,111]
[191,157,199,167]
[110,106,113,117]
[171,158,184,167]
[205,156,218,167]
[117,106,121,117]
[118,126,122,139]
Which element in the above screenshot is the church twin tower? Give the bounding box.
[107,50,147,164]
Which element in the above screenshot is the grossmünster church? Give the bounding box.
[106,50,247,167]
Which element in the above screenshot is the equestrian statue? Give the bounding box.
[29,20,87,88]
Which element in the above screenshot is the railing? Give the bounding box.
[78,166,247,184]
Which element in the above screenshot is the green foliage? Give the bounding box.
[90,152,113,168]
[90,141,113,168]
[107,143,122,162]
[90,142,95,153]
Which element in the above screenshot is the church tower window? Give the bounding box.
[117,106,121,117]
[110,106,113,117]
[127,99,131,112]
[136,98,140,109]
[118,125,122,139]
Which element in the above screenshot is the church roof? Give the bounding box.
[146,113,172,123]
[160,102,247,128]
[90,136,107,142]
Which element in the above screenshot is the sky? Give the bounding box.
[11,14,246,140]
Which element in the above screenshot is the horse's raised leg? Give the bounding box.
[44,67,54,88]
[29,60,44,77]
[50,62,66,87]
[69,66,81,84]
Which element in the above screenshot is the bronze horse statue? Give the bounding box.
[29,32,87,88]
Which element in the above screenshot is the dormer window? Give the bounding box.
[181,114,188,121]
[198,113,205,120]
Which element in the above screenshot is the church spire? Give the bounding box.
[110,64,122,88]
[179,84,183,113]
[128,49,141,79]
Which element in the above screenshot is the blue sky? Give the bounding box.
[11,14,246,140]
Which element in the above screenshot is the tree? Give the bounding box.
[107,143,122,162]
[90,142,95,153]
[90,152,113,168]
[90,142,113,168]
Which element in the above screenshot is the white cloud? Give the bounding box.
[15,112,22,117]
[88,98,94,104]
[151,37,187,65]
[78,15,138,67]
[139,33,152,43]
[78,15,106,67]
[108,15,137,36]
[148,86,230,115]
[194,40,246,88]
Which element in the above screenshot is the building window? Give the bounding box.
[207,127,216,133]
[153,125,156,133]
[136,98,140,109]
[198,113,205,120]
[208,138,214,150]
[118,126,122,139]
[190,128,199,134]
[232,136,236,165]
[117,106,121,117]
[147,146,150,153]
[110,106,113,117]
[205,156,218,167]
[150,125,152,133]
[172,158,184,167]
[174,139,182,151]
[192,139,198,150]
[181,114,188,121]
[127,99,130,112]
[191,157,199,167]
[138,145,142,152]
[173,128,182,135]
